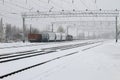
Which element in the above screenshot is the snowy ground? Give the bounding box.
[0,39,120,80]
[0,40,96,54]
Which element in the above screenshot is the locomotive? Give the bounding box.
[28,32,73,42]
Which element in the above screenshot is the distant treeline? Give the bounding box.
[0,23,40,42]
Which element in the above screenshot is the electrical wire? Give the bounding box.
[60,0,75,9]
[0,13,20,20]
[32,0,60,11]
[8,0,27,5]
[39,0,69,10]
[61,0,72,4]
[90,0,99,10]
[38,0,48,4]
[79,0,89,9]
[0,4,24,17]
[10,0,45,12]
[0,5,21,15]
[0,0,30,10]
[30,0,49,10]
[48,0,63,10]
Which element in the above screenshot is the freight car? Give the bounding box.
[61,33,66,41]
[28,34,42,42]
[28,32,73,42]
[55,33,62,41]
[48,32,56,41]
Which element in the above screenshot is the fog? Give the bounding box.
[0,0,120,37]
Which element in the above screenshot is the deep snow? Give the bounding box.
[0,39,120,80]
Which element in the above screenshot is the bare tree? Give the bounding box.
[31,28,40,34]
[6,23,12,41]
[5,23,23,42]
[27,27,40,34]
[0,18,3,42]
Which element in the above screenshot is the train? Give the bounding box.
[28,32,73,42]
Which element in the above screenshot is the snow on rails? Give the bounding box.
[0,40,103,79]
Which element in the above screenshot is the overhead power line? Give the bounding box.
[0,0,30,10]
[61,0,72,4]
[89,0,99,9]
[48,0,63,10]
[0,13,20,20]
[30,0,49,10]
[0,3,28,15]
[79,0,89,9]
[0,9,20,15]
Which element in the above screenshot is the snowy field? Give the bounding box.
[0,39,120,80]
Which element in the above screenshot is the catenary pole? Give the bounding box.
[23,17,25,43]
[115,16,118,42]
[52,23,53,32]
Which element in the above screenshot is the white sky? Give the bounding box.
[0,0,120,31]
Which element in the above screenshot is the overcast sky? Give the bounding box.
[0,0,120,31]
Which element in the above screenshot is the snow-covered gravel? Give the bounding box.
[1,39,119,80]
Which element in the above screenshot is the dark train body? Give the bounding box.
[66,35,73,41]
[28,32,73,42]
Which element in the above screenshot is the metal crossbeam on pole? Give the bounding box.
[22,10,119,18]
[51,21,115,24]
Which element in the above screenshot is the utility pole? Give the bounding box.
[51,23,53,32]
[0,18,4,42]
[66,26,69,35]
[115,16,118,42]
[0,18,2,42]
[76,26,78,40]
[30,24,32,34]
[23,17,26,43]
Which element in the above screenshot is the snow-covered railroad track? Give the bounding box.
[41,41,101,51]
[0,49,37,57]
[0,40,103,79]
[0,41,101,63]
[0,43,45,50]
[0,51,78,79]
[0,41,75,50]
[0,50,55,63]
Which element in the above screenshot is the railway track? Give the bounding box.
[0,49,37,57]
[41,41,101,51]
[0,50,56,63]
[0,40,74,50]
[0,43,43,49]
[0,51,78,79]
[0,40,103,79]
[0,41,101,63]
